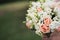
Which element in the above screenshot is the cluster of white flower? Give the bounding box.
[25,0,60,36]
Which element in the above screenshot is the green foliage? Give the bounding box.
[0,8,42,40]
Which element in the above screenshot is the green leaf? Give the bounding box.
[23,21,26,23]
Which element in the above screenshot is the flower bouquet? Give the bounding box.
[25,0,60,37]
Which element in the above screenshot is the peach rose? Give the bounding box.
[37,7,42,12]
[40,24,50,33]
[44,17,52,26]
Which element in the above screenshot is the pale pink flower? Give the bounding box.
[26,21,32,29]
[37,7,43,12]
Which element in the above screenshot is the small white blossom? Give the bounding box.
[32,2,41,8]
[44,7,52,13]
[49,21,60,32]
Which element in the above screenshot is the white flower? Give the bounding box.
[49,21,60,32]
[32,2,41,8]
[42,12,51,19]
[32,17,38,23]
[53,16,60,21]
[43,1,56,8]
[35,24,39,30]
[37,11,43,17]
[54,7,60,12]
[35,30,42,36]
[43,1,52,7]
[32,2,37,7]
[54,7,60,18]
[27,7,37,13]
[36,2,41,8]
[44,7,52,13]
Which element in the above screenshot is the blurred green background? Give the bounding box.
[0,0,42,40]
